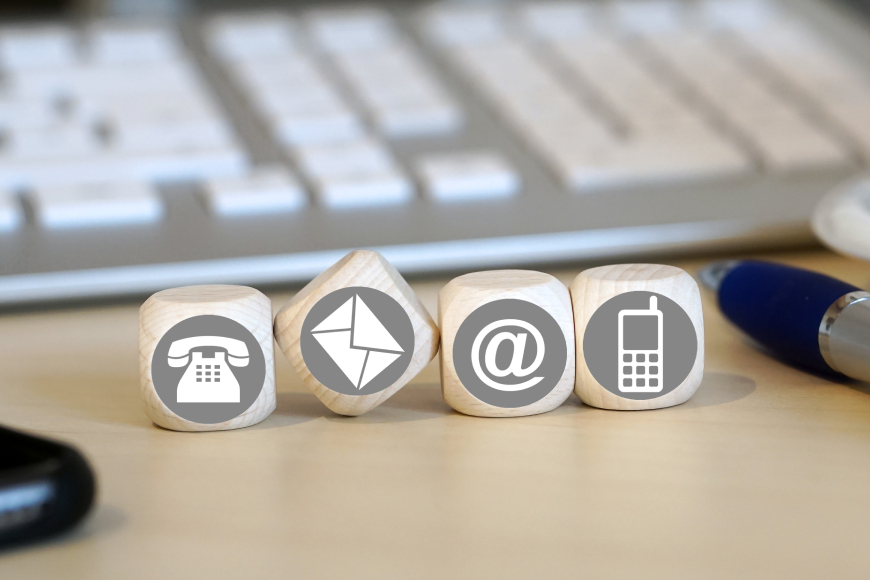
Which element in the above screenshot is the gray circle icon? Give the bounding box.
[151,315,266,424]
[583,291,698,401]
[453,299,568,408]
[300,287,415,397]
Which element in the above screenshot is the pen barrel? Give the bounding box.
[718,261,860,375]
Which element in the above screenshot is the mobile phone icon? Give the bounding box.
[618,296,663,393]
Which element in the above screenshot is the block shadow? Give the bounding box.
[680,372,757,409]
[249,391,325,429]
[258,382,455,428]
[845,381,870,397]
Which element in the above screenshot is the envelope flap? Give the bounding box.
[351,295,404,352]
[311,296,353,332]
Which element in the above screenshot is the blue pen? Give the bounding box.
[699,260,870,382]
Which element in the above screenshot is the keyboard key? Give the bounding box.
[256,87,349,122]
[230,55,324,95]
[11,61,205,100]
[273,107,364,146]
[31,181,163,228]
[203,166,307,217]
[422,5,505,47]
[417,151,520,202]
[344,74,435,107]
[649,354,658,362]
[623,366,632,375]
[87,22,182,64]
[699,0,778,31]
[6,126,102,160]
[377,99,461,137]
[612,0,685,33]
[623,354,632,362]
[0,98,60,131]
[520,2,596,39]
[307,8,396,53]
[749,123,851,172]
[121,145,249,183]
[313,168,413,209]
[292,139,395,179]
[111,120,236,155]
[637,354,645,362]
[650,366,659,375]
[6,64,83,100]
[0,144,248,189]
[0,191,23,232]
[552,138,749,190]
[205,13,296,60]
[0,26,78,70]
[0,155,125,189]
[94,92,224,123]
[374,99,463,138]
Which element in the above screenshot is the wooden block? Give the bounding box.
[139,285,276,431]
[273,250,440,416]
[570,264,704,411]
[439,270,575,417]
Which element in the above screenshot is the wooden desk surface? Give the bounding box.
[1,250,869,579]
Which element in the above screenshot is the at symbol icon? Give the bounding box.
[471,319,546,392]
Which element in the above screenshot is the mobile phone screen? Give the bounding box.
[622,315,659,351]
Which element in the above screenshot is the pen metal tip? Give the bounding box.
[698,260,740,292]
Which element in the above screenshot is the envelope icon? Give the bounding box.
[310,294,405,389]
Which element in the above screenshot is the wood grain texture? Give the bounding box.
[570,264,704,410]
[439,270,575,417]
[273,249,440,416]
[138,285,275,431]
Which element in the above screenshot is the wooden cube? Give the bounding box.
[139,285,276,431]
[439,270,575,417]
[570,264,704,411]
[273,250,440,416]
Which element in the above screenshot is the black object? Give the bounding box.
[0,426,96,549]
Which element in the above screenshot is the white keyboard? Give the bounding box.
[0,0,869,305]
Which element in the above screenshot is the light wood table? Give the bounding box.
[1,250,869,579]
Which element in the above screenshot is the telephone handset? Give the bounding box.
[167,336,249,404]
[167,336,249,368]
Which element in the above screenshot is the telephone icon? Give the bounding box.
[167,336,248,403]
[618,296,663,393]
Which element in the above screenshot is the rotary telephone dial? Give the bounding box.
[167,336,249,403]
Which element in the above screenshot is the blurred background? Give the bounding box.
[0,0,868,306]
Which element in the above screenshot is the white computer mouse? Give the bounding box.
[812,177,870,263]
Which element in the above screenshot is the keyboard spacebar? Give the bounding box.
[0,147,249,188]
